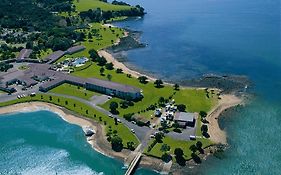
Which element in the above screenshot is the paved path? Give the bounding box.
[46,92,152,142]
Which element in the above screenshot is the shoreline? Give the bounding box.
[207,94,243,144]
[0,102,165,172]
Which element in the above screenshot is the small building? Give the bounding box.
[44,50,65,64]
[17,49,33,61]
[65,46,86,55]
[174,112,197,128]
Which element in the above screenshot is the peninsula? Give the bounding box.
[0,0,243,174]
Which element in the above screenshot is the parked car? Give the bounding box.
[130,129,135,133]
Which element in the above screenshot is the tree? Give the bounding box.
[155,132,164,143]
[97,56,107,66]
[49,96,52,101]
[105,62,114,70]
[174,148,184,157]
[99,67,105,75]
[174,148,186,166]
[191,152,201,164]
[111,136,123,152]
[158,97,165,106]
[161,152,171,162]
[107,74,112,81]
[110,101,119,114]
[120,100,129,109]
[127,141,135,151]
[116,68,123,73]
[65,100,68,105]
[154,79,163,88]
[114,117,118,125]
[189,144,197,153]
[160,144,170,153]
[88,49,99,61]
[138,76,148,84]
[177,104,186,112]
[174,83,180,90]
[199,111,207,118]
[196,141,204,154]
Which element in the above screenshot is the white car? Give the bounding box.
[131,121,136,124]
[130,129,135,133]
[117,119,121,123]
[150,135,155,138]
[108,114,113,118]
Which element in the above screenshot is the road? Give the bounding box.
[0,90,193,146]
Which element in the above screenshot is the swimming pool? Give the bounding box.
[72,57,88,66]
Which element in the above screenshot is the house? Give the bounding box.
[174,112,197,128]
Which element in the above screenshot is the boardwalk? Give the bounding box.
[125,152,142,175]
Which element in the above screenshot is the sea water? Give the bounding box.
[0,111,158,175]
[112,0,281,174]
[1,0,280,174]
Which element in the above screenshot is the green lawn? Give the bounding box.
[56,23,124,63]
[49,83,98,100]
[144,136,213,160]
[72,62,218,121]
[0,94,139,147]
[74,0,134,12]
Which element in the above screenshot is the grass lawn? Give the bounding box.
[74,0,134,12]
[144,136,213,160]
[72,62,218,121]
[0,94,139,147]
[56,23,124,63]
[49,83,99,100]
[18,65,29,70]
[37,49,52,59]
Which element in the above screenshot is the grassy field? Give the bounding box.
[144,136,213,160]
[74,0,134,12]
[49,83,99,100]
[72,63,218,120]
[56,23,124,63]
[0,94,139,147]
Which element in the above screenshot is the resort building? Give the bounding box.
[14,64,143,100]
[17,49,33,61]
[174,112,197,128]
[65,46,86,55]
[44,50,65,64]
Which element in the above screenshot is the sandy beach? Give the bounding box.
[0,102,166,171]
[0,102,130,159]
[207,94,243,144]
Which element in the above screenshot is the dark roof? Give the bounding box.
[175,112,196,122]
[66,45,86,54]
[17,49,33,60]
[86,78,141,93]
[44,50,65,63]
[17,75,37,87]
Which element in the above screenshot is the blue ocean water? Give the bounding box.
[0,111,158,175]
[111,0,281,174]
[1,0,280,174]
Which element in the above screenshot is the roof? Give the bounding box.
[17,49,33,60]
[175,112,196,122]
[86,78,141,93]
[44,50,65,63]
[66,45,86,54]
[17,75,37,87]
